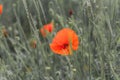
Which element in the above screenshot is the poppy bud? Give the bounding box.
[69,9,73,16]
[2,28,8,37]
[30,40,37,48]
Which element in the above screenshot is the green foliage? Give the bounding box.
[0,0,120,80]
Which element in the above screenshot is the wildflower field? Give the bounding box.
[0,0,120,80]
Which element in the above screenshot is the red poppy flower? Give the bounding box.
[0,4,3,15]
[50,28,79,55]
[40,22,54,37]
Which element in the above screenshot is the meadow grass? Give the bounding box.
[0,0,120,80]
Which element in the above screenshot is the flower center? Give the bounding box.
[63,44,68,49]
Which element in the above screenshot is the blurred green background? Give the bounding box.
[0,0,120,80]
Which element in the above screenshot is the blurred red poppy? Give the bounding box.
[0,4,3,15]
[40,22,54,37]
[50,28,79,55]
